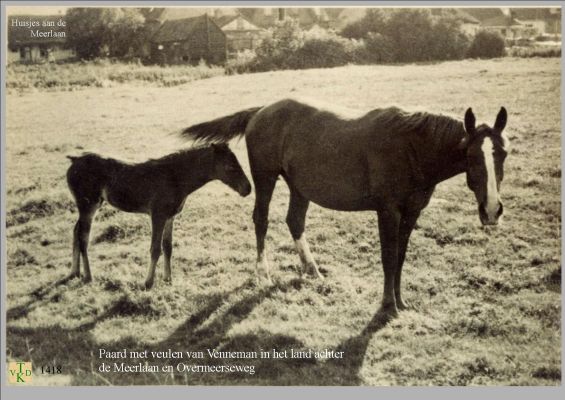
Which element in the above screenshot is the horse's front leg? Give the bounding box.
[376,207,401,320]
[396,210,421,310]
[145,213,167,290]
[162,217,174,284]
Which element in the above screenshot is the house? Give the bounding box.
[240,8,342,31]
[510,8,562,36]
[7,15,74,64]
[149,14,226,65]
[430,8,482,36]
[461,8,527,40]
[213,13,265,52]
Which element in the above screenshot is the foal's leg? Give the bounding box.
[144,213,167,289]
[252,175,277,285]
[69,221,81,279]
[162,217,174,284]
[395,211,421,310]
[76,205,99,283]
[286,188,323,279]
[376,207,401,319]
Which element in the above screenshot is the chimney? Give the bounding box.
[278,8,286,21]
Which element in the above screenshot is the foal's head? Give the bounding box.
[211,144,252,197]
[460,107,508,226]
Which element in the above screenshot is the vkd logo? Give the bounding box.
[8,361,32,384]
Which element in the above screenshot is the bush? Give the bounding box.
[286,38,351,69]
[6,60,224,91]
[225,49,258,75]
[353,33,396,64]
[467,31,506,59]
[507,46,561,58]
[340,9,389,40]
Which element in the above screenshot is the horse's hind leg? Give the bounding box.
[286,188,323,279]
[161,217,174,284]
[145,213,167,289]
[252,175,277,285]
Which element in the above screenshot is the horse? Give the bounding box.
[66,143,252,289]
[179,98,509,320]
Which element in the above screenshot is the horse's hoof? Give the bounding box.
[376,304,399,323]
[305,263,324,279]
[81,275,92,284]
[396,299,410,311]
[144,280,154,290]
[67,272,80,280]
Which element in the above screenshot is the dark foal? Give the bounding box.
[66,144,251,289]
[181,98,509,321]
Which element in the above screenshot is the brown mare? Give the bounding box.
[66,144,251,289]
[180,98,508,320]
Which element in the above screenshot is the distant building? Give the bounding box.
[213,13,265,53]
[510,8,561,36]
[7,15,74,64]
[461,8,528,40]
[430,9,482,36]
[149,14,226,65]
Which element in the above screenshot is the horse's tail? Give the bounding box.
[180,107,262,144]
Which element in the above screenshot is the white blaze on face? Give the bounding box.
[481,137,499,218]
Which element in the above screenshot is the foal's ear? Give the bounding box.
[494,107,507,134]
[464,108,476,136]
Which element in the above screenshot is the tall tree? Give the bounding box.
[66,8,144,59]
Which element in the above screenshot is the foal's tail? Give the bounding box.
[180,107,262,144]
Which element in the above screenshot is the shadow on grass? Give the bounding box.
[6,278,388,385]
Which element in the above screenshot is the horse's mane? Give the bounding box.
[140,145,213,168]
[369,107,466,149]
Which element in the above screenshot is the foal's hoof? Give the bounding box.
[304,263,324,280]
[81,275,92,284]
[255,275,273,288]
[144,279,154,290]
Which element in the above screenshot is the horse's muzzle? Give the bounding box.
[479,201,503,226]
[239,182,252,197]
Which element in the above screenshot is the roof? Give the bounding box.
[142,7,238,22]
[459,8,505,23]
[482,15,523,27]
[151,15,216,43]
[510,8,561,20]
[8,15,67,48]
[430,8,481,24]
[214,14,238,27]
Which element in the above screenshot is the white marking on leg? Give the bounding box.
[256,249,272,284]
[481,137,499,219]
[295,235,323,278]
[295,235,315,266]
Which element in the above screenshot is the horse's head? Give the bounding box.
[460,107,508,226]
[211,143,252,197]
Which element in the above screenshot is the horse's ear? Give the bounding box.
[494,107,507,134]
[464,108,476,136]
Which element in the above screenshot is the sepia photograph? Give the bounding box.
[2,0,562,388]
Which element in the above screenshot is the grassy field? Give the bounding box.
[5,57,561,386]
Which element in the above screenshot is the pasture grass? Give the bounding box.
[5,58,561,385]
[6,59,224,92]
